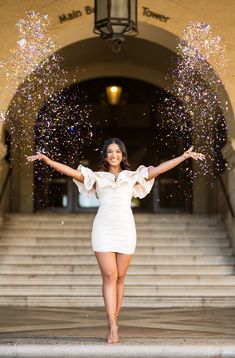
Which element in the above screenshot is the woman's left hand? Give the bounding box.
[183,146,206,161]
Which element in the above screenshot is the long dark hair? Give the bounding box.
[98,138,131,171]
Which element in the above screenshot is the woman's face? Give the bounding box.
[106,143,123,168]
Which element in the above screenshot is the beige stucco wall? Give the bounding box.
[0,0,235,220]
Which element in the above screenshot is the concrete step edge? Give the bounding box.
[0,296,234,308]
[1,284,235,289]
[0,342,234,358]
[0,250,232,255]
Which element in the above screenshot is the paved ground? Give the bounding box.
[0,306,235,357]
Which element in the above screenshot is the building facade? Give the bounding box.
[0,0,235,248]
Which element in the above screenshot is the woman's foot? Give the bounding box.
[106,319,118,343]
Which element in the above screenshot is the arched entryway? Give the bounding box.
[3,27,230,215]
[33,77,193,213]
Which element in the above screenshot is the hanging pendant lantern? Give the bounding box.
[94,0,138,53]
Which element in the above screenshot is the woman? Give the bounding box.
[27,138,205,343]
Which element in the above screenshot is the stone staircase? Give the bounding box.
[0,213,235,307]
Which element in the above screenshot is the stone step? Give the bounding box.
[0,295,234,308]
[0,229,227,238]
[0,264,233,275]
[0,254,234,265]
[1,285,235,296]
[5,213,223,223]
[0,237,229,247]
[1,274,235,285]
[7,226,222,234]
[3,222,225,229]
[0,246,232,255]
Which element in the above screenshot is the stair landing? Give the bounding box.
[0,306,234,357]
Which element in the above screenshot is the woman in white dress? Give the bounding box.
[27,138,205,343]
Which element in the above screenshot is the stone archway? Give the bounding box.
[2,24,232,214]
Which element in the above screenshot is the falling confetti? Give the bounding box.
[159,21,227,179]
[0,11,92,155]
[0,11,57,90]
[35,87,93,164]
[0,11,94,209]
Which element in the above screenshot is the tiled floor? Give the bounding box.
[0,306,235,342]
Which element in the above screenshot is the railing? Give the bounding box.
[218,175,234,218]
[0,166,12,205]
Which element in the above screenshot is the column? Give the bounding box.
[10,122,35,213]
[0,123,7,226]
[222,139,235,253]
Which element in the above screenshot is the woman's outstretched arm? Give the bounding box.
[147,146,205,181]
[27,152,85,183]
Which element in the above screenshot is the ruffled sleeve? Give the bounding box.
[73,164,96,197]
[133,165,155,199]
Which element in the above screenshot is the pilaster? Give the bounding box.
[0,123,7,226]
[222,138,235,253]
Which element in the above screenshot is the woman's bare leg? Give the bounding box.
[95,252,118,343]
[115,253,133,324]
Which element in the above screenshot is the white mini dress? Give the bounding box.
[73,165,155,254]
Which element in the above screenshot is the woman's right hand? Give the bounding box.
[26,152,48,162]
